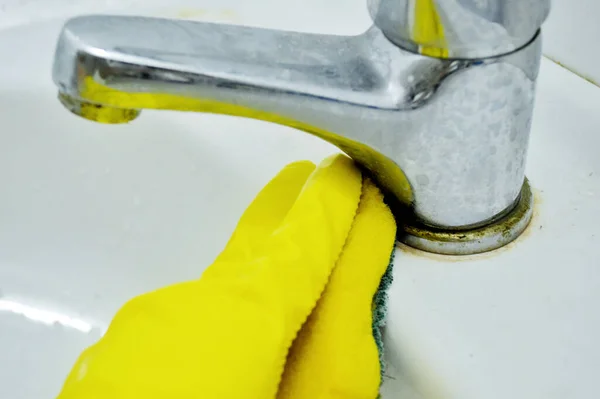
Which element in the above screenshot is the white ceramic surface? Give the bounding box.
[0,2,599,399]
[544,0,600,85]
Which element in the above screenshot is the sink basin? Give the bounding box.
[1,1,599,398]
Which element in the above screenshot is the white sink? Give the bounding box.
[1,2,599,398]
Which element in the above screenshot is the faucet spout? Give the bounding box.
[52,12,544,254]
[52,16,422,214]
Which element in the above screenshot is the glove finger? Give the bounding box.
[277,178,397,399]
[211,160,316,271]
[196,153,363,395]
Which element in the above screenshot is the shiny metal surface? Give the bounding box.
[52,10,545,253]
[369,0,550,58]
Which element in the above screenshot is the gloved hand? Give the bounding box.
[56,154,397,399]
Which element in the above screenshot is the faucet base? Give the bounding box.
[400,179,533,255]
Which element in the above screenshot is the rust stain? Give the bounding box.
[176,9,208,19]
[397,186,543,263]
[219,10,242,22]
[175,8,241,22]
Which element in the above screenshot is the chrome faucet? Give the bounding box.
[51,0,550,255]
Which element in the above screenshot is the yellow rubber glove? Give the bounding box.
[56,154,397,399]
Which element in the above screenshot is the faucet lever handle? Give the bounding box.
[368,0,551,58]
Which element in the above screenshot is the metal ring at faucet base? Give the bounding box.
[400,179,533,255]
